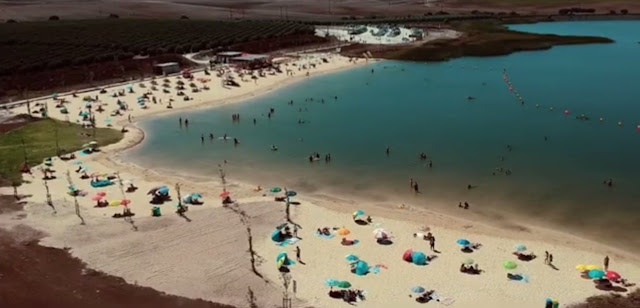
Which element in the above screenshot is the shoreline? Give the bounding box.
[2,52,639,307]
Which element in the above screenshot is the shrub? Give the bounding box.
[49,15,60,21]
[609,10,617,14]
[108,13,119,19]
[180,15,189,20]
[621,9,628,15]
[6,19,17,23]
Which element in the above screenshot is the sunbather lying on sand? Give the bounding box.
[514,251,536,261]
[316,227,331,236]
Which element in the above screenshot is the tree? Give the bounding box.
[49,15,60,21]
[108,13,119,19]
[6,19,17,23]
[621,9,629,15]
[180,15,189,20]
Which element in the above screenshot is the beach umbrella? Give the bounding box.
[91,194,103,201]
[605,270,621,281]
[52,93,58,98]
[337,228,350,236]
[411,286,425,293]
[79,110,89,116]
[219,191,230,198]
[462,258,474,265]
[109,200,121,207]
[586,264,603,271]
[345,254,359,261]
[336,281,352,288]
[354,260,369,276]
[97,191,107,197]
[514,244,527,252]
[324,279,340,287]
[373,229,389,239]
[411,251,427,265]
[575,264,587,271]
[353,210,365,219]
[121,199,131,206]
[270,187,282,193]
[402,249,413,262]
[104,118,112,123]
[285,190,297,197]
[271,229,283,242]
[191,193,202,200]
[588,269,605,279]
[457,239,471,246]
[157,187,169,195]
[503,261,517,270]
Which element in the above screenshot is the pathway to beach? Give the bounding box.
[1,53,639,308]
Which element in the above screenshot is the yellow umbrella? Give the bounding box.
[586,264,602,271]
[575,264,587,271]
[337,228,350,236]
[109,200,121,206]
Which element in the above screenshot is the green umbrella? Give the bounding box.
[503,260,517,270]
[462,258,474,265]
[324,279,340,287]
[336,281,352,288]
[270,187,282,193]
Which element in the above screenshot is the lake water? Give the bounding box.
[127,21,640,250]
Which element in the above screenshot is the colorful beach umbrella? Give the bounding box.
[270,187,281,193]
[91,194,103,201]
[285,190,297,197]
[462,258,474,265]
[324,279,340,287]
[121,199,131,206]
[605,270,621,281]
[345,254,359,261]
[373,229,389,239]
[457,239,471,246]
[514,244,527,252]
[503,261,517,270]
[575,264,587,271]
[336,281,352,288]
[337,228,350,236]
[402,249,413,262]
[353,210,365,219]
[588,269,605,279]
[97,192,107,197]
[411,286,425,293]
[109,200,121,207]
[586,264,603,271]
[219,191,230,198]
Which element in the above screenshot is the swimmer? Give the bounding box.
[386,146,390,156]
[233,138,239,145]
[271,145,278,151]
[209,133,214,140]
[253,118,256,125]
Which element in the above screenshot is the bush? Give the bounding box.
[6,19,17,23]
[180,15,189,20]
[49,15,60,21]
[567,289,640,308]
[609,10,617,14]
[108,13,119,19]
[621,9,628,15]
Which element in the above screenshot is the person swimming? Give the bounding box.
[271,145,278,151]
[233,138,239,145]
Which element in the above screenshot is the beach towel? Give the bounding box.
[276,238,300,247]
[431,293,455,306]
[315,232,335,239]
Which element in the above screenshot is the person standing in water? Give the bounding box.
[184,119,189,128]
[410,178,414,190]
[209,133,214,141]
[179,117,182,127]
[200,134,204,144]
[413,181,419,193]
[253,118,256,125]
[386,146,390,156]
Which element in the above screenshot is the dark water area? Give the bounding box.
[127,21,640,251]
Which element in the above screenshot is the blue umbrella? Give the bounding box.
[286,190,297,197]
[457,239,471,246]
[514,244,527,252]
[271,229,283,242]
[588,269,605,279]
[352,210,365,219]
[411,251,427,265]
[79,111,89,116]
[104,118,112,123]
[345,254,359,261]
[354,260,369,276]
[191,193,202,199]
[411,286,425,293]
[325,279,340,287]
[157,187,169,195]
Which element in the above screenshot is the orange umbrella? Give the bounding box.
[337,228,350,236]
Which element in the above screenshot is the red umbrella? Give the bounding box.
[91,195,103,201]
[606,270,621,281]
[402,249,413,262]
[97,191,107,197]
[219,191,230,198]
[120,199,131,206]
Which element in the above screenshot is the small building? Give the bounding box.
[231,54,269,64]
[215,51,243,64]
[154,62,180,75]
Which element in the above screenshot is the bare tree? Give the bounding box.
[246,287,259,308]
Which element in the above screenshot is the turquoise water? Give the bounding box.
[128,21,640,249]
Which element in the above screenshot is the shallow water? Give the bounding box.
[128,21,640,250]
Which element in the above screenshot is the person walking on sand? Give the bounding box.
[294,225,298,238]
[544,251,549,265]
[549,254,553,266]
[429,236,436,251]
[604,255,610,271]
[295,246,301,262]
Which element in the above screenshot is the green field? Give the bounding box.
[0,118,123,185]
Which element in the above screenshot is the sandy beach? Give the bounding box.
[1,52,639,308]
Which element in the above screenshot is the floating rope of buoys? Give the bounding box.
[502,70,525,104]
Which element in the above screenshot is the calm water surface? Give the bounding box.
[127,21,640,250]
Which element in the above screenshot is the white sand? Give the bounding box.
[1,53,639,308]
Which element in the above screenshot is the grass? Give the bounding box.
[568,288,640,308]
[0,117,123,185]
[380,20,613,61]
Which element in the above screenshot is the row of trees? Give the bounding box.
[0,20,313,75]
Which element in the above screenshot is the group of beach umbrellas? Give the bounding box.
[91,191,130,206]
[575,264,621,280]
[269,186,297,197]
[402,249,427,265]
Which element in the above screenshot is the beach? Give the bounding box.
[1,52,639,308]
